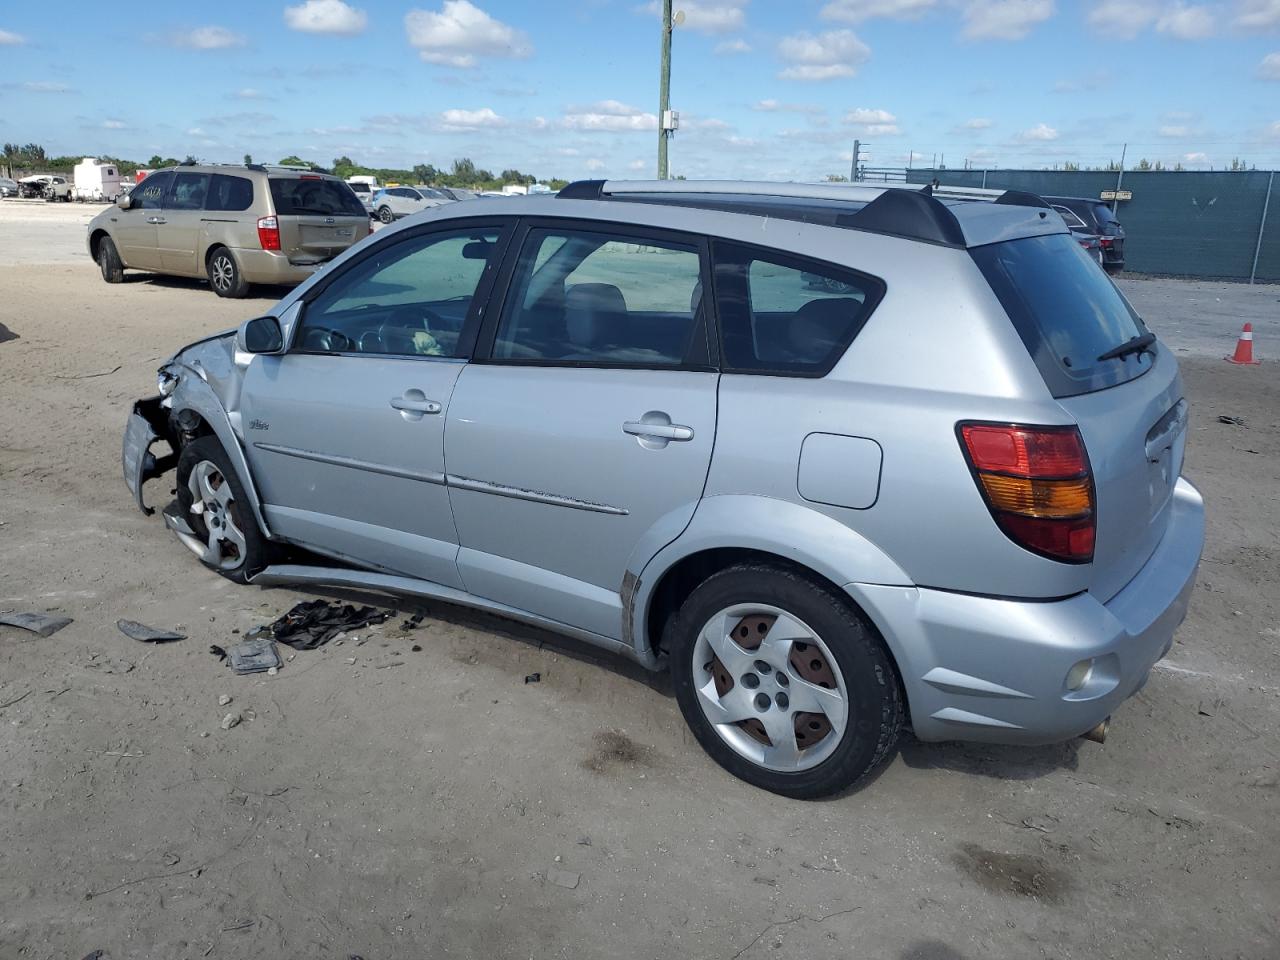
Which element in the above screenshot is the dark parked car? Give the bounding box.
[1045,196,1125,273]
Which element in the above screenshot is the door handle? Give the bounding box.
[623,420,694,442]
[146,216,166,225]
[390,395,442,415]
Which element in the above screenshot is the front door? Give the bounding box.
[113,170,171,269]
[239,221,512,587]
[158,171,209,275]
[446,221,718,639]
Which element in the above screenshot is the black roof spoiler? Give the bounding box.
[843,187,966,247]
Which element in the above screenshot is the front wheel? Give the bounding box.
[377,205,395,224]
[207,247,249,298]
[667,564,903,799]
[98,236,124,283]
[175,437,271,583]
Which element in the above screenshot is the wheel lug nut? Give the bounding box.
[754,693,771,711]
[754,660,772,674]
[776,692,789,710]
[741,673,760,689]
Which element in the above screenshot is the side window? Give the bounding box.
[169,172,210,211]
[492,227,704,366]
[295,228,503,359]
[132,171,172,209]
[711,241,884,376]
[1053,205,1086,229]
[206,174,254,212]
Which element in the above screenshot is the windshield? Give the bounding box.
[269,177,365,217]
[348,182,370,194]
[972,233,1152,397]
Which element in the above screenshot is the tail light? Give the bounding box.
[257,215,280,251]
[1099,237,1114,247]
[958,422,1095,563]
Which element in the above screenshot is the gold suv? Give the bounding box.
[87,163,370,297]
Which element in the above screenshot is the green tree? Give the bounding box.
[824,173,849,182]
[412,163,438,184]
[244,153,253,166]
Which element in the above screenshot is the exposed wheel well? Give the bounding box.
[204,244,229,267]
[89,229,110,260]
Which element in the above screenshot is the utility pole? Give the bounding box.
[658,0,673,180]
[1113,142,1127,215]
[850,140,859,182]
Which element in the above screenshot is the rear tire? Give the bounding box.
[666,563,903,799]
[175,436,272,584]
[378,205,395,224]
[98,236,124,284]
[207,247,249,298]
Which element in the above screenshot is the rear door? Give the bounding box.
[239,219,512,586]
[972,233,1184,600]
[157,170,209,275]
[113,170,170,269]
[269,175,368,263]
[445,220,718,639]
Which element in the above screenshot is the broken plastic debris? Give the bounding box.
[262,599,392,651]
[116,619,186,643]
[0,611,74,637]
[210,644,228,662]
[547,868,580,889]
[227,638,281,675]
[524,673,541,684]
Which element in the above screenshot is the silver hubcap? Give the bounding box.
[187,461,246,570]
[693,604,849,772]
[211,256,233,291]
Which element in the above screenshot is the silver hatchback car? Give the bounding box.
[122,180,1203,798]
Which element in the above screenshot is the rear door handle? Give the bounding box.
[623,420,694,442]
[390,396,442,415]
[146,216,166,225]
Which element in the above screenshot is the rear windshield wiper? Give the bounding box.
[1097,331,1156,362]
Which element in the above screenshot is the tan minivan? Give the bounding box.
[87,163,371,298]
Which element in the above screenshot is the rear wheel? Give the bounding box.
[97,236,124,284]
[207,247,249,298]
[377,205,395,224]
[175,437,271,583]
[667,564,902,799]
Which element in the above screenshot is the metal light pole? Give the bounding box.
[658,0,673,179]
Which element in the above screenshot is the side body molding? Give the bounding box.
[627,494,912,664]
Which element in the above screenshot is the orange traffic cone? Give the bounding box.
[1226,323,1261,365]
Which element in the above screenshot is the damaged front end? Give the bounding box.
[121,396,178,516]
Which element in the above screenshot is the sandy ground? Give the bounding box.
[1,201,1278,960]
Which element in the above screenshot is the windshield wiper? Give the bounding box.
[1097,331,1156,362]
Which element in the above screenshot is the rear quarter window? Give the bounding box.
[971,232,1151,398]
[269,177,365,217]
[206,174,254,212]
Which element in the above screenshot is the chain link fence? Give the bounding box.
[897,169,1278,283]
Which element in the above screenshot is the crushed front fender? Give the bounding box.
[122,398,177,516]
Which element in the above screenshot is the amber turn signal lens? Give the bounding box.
[978,475,1093,519]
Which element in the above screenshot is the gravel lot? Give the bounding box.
[1,199,1277,960]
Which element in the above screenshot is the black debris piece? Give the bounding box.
[265,599,392,650]
[210,644,228,662]
[0,611,74,637]
[1217,415,1246,426]
[400,611,426,630]
[524,673,541,684]
[80,952,104,960]
[227,638,281,675]
[116,619,186,643]
[411,644,423,652]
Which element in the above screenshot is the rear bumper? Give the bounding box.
[852,476,1204,745]
[232,248,338,285]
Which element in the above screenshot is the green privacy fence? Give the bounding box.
[900,169,1278,282]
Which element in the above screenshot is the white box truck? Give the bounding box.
[73,158,124,202]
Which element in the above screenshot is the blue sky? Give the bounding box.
[3,0,1280,180]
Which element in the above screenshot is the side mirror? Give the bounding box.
[237,315,284,355]
[116,194,132,210]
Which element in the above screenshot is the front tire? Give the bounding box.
[377,205,395,224]
[175,437,271,584]
[98,236,124,284]
[667,564,902,799]
[207,247,249,298]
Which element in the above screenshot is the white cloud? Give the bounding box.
[844,106,901,134]
[233,88,269,100]
[438,106,506,129]
[284,0,368,35]
[0,29,27,45]
[171,26,246,49]
[561,101,658,132]
[1156,3,1215,38]
[1234,1,1280,29]
[962,117,994,128]
[1159,124,1190,135]
[585,158,607,171]
[21,81,74,93]
[101,119,128,129]
[777,30,871,80]
[1183,151,1209,162]
[1259,51,1280,78]
[405,1,532,67]
[963,0,1054,40]
[187,127,207,137]
[636,1,748,34]
[1087,0,1157,38]
[1269,120,1280,137]
[628,159,648,170]
[714,38,753,53]
[820,0,937,21]
[753,99,822,113]
[1019,122,1059,140]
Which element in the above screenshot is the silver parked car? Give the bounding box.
[371,185,452,223]
[122,180,1203,798]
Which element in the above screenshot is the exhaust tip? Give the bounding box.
[1081,717,1110,744]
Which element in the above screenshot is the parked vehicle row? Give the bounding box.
[122,179,1201,798]
[1047,195,1126,273]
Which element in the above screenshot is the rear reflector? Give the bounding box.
[959,422,1095,563]
[257,215,280,251]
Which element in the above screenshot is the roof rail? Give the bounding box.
[559,179,894,203]
[263,163,318,172]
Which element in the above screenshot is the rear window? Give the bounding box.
[972,233,1151,398]
[268,177,365,217]
[711,241,884,376]
[347,182,370,194]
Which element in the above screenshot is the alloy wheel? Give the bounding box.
[210,254,234,293]
[186,460,247,571]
